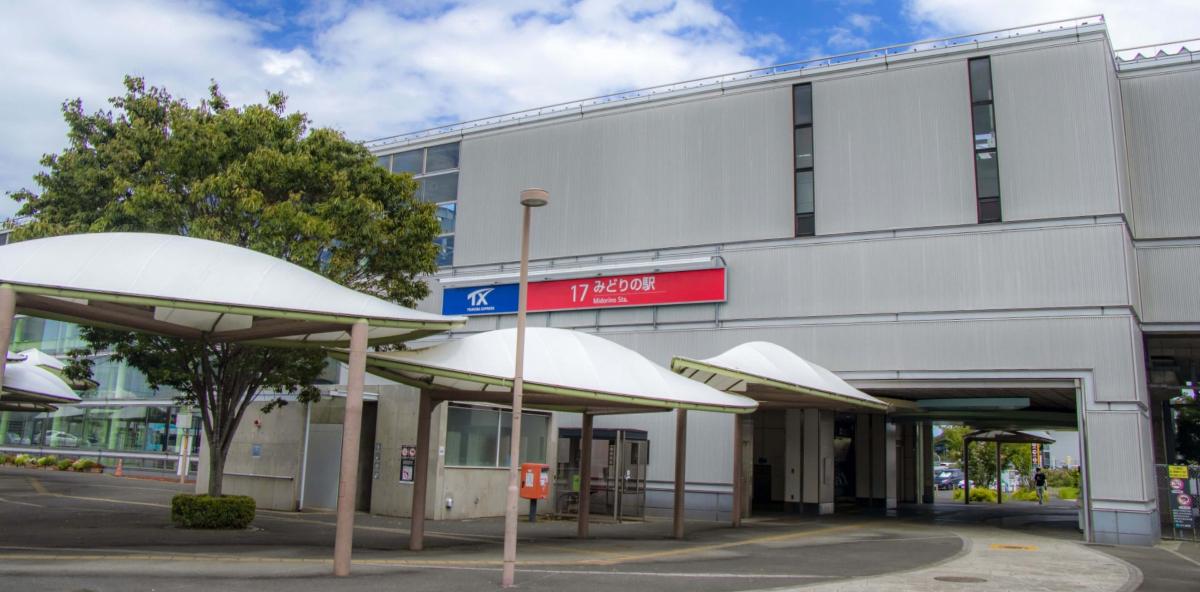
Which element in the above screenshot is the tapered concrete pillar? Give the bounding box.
[921,421,935,504]
[855,414,872,503]
[870,414,886,504]
[731,414,743,527]
[333,319,369,576]
[577,413,593,537]
[738,415,753,521]
[0,284,16,397]
[409,391,433,550]
[884,419,898,510]
[784,409,803,508]
[802,409,835,515]
[672,409,687,540]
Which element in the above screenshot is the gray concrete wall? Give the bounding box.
[195,400,308,511]
[1136,243,1200,324]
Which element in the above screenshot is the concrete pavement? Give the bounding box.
[0,466,1193,591]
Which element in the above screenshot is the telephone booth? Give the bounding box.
[556,427,649,521]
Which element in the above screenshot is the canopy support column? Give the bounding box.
[673,408,687,540]
[333,319,369,576]
[409,391,433,551]
[996,442,1002,505]
[578,413,593,537]
[0,285,15,396]
[963,438,970,505]
[731,414,743,527]
[921,421,935,504]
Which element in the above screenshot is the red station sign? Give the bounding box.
[526,267,726,313]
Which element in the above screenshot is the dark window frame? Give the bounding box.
[968,57,1001,224]
[792,83,815,237]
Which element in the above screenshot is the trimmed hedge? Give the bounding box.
[71,459,99,472]
[55,458,75,471]
[1057,486,1079,500]
[1010,488,1041,502]
[952,487,999,503]
[35,455,58,467]
[13,454,34,466]
[171,494,256,529]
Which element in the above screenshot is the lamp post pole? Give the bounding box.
[502,188,548,588]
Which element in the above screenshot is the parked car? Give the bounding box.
[33,430,80,448]
[934,469,963,490]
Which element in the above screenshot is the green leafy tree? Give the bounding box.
[9,76,439,495]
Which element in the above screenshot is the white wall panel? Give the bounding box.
[1136,244,1200,322]
[1121,64,1200,238]
[992,41,1122,220]
[720,222,1130,320]
[815,62,976,234]
[455,88,793,266]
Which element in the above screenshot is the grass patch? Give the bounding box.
[952,487,998,503]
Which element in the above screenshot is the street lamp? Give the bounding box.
[502,188,548,588]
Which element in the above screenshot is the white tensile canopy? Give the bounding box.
[0,233,464,345]
[355,327,758,414]
[341,327,757,547]
[0,232,466,576]
[0,357,81,412]
[671,341,888,412]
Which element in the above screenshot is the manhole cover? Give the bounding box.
[934,576,988,583]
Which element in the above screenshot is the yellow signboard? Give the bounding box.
[1168,465,1189,478]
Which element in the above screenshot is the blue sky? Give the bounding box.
[2,0,1199,218]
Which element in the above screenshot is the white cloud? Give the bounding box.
[0,0,773,218]
[904,0,1200,49]
[847,13,880,33]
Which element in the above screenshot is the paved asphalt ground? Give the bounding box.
[0,466,1196,591]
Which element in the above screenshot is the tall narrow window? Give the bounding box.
[793,83,815,236]
[969,57,1001,223]
[378,142,460,266]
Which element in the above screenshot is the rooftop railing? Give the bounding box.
[1114,38,1199,70]
[364,15,1106,151]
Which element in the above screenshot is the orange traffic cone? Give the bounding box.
[114,459,124,477]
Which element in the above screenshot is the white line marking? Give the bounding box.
[389,563,833,579]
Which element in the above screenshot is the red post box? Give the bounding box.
[520,463,550,500]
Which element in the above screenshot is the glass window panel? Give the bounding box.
[446,406,501,466]
[969,58,993,103]
[795,170,814,214]
[391,150,423,174]
[794,127,814,170]
[376,155,390,169]
[420,172,458,203]
[435,202,456,234]
[978,197,1001,223]
[425,143,460,172]
[499,411,550,466]
[434,235,455,267]
[793,84,813,125]
[972,104,996,150]
[975,151,1000,199]
[795,213,815,237]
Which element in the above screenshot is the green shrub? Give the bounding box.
[1045,468,1080,488]
[951,487,998,503]
[1010,488,1040,502]
[171,494,256,529]
[13,454,34,466]
[55,458,75,471]
[35,455,58,467]
[71,459,99,472]
[0,454,13,465]
[1057,486,1079,500]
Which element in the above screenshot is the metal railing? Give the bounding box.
[363,15,1105,151]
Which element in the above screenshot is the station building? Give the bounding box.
[352,17,1199,547]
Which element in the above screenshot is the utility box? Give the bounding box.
[520,463,550,500]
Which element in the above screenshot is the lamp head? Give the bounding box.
[520,188,549,207]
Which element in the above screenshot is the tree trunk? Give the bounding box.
[207,440,226,497]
